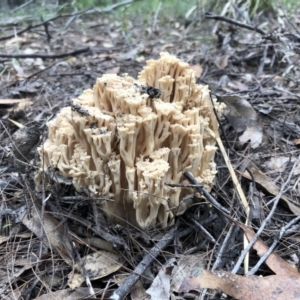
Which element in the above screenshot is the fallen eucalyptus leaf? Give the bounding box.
[35,287,102,300]
[68,250,123,288]
[218,95,263,148]
[238,222,299,276]
[130,280,150,300]
[17,203,74,265]
[179,222,300,299]
[171,253,205,293]
[241,168,300,216]
[190,64,203,78]
[146,258,176,300]
[179,271,300,300]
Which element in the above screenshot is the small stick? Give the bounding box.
[248,207,300,275]
[0,47,90,59]
[177,174,230,215]
[110,227,175,300]
[205,12,266,35]
[231,155,300,274]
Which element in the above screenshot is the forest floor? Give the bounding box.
[1,1,300,299]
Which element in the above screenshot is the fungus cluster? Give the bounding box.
[36,52,224,229]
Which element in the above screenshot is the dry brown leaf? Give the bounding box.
[179,270,300,300]
[5,37,27,47]
[130,280,150,300]
[0,98,31,105]
[267,156,290,172]
[293,138,300,145]
[135,55,145,62]
[241,168,300,216]
[219,95,263,148]
[68,250,123,288]
[228,80,249,91]
[35,287,102,300]
[160,43,175,51]
[215,54,230,69]
[146,258,176,299]
[102,42,114,48]
[146,267,172,299]
[17,204,74,265]
[171,253,205,292]
[179,213,300,299]
[237,222,299,276]
[0,232,31,245]
[105,66,120,74]
[190,64,203,78]
[118,48,138,60]
[0,98,32,116]
[82,251,122,280]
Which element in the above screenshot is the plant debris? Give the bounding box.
[1,1,300,299]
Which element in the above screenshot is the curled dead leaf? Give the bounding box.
[218,95,263,149]
[241,168,300,216]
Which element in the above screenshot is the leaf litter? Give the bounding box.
[1,1,300,299]
[179,222,300,300]
[218,95,263,149]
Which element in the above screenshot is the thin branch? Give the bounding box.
[182,172,230,215]
[248,214,300,275]
[110,227,175,300]
[0,47,90,59]
[188,213,219,245]
[0,0,140,42]
[0,7,94,42]
[231,155,300,274]
[205,12,266,36]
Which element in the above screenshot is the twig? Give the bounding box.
[184,168,250,272]
[257,45,268,76]
[90,0,141,28]
[204,128,249,216]
[0,47,90,59]
[231,155,300,274]
[41,16,52,42]
[178,174,230,215]
[69,215,129,251]
[248,214,300,275]
[12,0,33,12]
[102,279,111,300]
[74,243,96,298]
[188,213,219,245]
[95,0,140,13]
[151,1,162,34]
[24,59,66,82]
[273,86,300,99]
[205,12,266,36]
[201,223,236,300]
[46,201,129,251]
[224,61,298,96]
[1,0,140,41]
[0,7,94,42]
[110,227,175,300]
